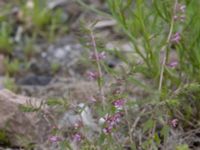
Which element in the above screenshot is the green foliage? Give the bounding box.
[0,129,10,146]
[172,83,200,127]
[19,105,39,112]
[23,36,36,58]
[0,0,199,149]
[107,0,165,77]
[46,98,65,106]
[22,0,51,28]
[3,58,20,76]
[3,76,18,92]
[176,144,189,150]
[0,22,13,54]
[72,0,200,149]
[51,62,60,74]
[107,0,200,88]
[20,0,67,40]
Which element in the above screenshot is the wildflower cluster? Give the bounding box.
[89,51,106,61]
[168,3,186,68]
[100,99,126,134]
[174,3,186,22]
[112,99,126,110]
[87,51,105,80]
[102,112,124,134]
[170,3,186,44]
[170,32,181,44]
[48,120,83,144]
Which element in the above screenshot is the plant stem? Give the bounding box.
[158,0,178,92]
[90,29,106,109]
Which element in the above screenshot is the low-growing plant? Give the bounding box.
[49,0,200,149]
[3,76,18,92]
[23,36,36,59]
[50,62,60,74]
[21,0,67,40]
[0,22,13,54]
[3,58,20,76]
[0,129,10,146]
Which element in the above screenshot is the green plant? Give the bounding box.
[21,0,67,40]
[176,144,189,150]
[23,36,36,59]
[51,62,60,74]
[0,129,10,146]
[56,0,200,149]
[22,0,51,29]
[3,58,20,76]
[3,76,18,92]
[0,22,13,54]
[48,9,68,42]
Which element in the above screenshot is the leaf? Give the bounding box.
[46,98,64,106]
[160,124,170,142]
[176,144,189,150]
[127,76,153,92]
[19,105,39,112]
[143,119,154,133]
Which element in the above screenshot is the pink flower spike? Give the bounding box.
[112,99,126,110]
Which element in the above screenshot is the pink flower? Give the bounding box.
[171,119,178,128]
[86,71,99,80]
[180,5,186,13]
[171,32,181,43]
[176,4,186,13]
[180,15,186,22]
[174,15,186,22]
[102,112,124,134]
[49,136,61,143]
[90,51,106,61]
[103,126,112,134]
[174,4,186,22]
[112,99,126,110]
[73,133,82,142]
[168,60,178,68]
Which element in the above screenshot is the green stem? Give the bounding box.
[158,0,178,92]
[90,29,106,109]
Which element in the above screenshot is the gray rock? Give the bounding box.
[17,74,52,86]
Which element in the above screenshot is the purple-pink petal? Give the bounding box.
[113,99,125,109]
[73,133,82,142]
[168,61,178,68]
[171,32,181,43]
[49,136,61,143]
